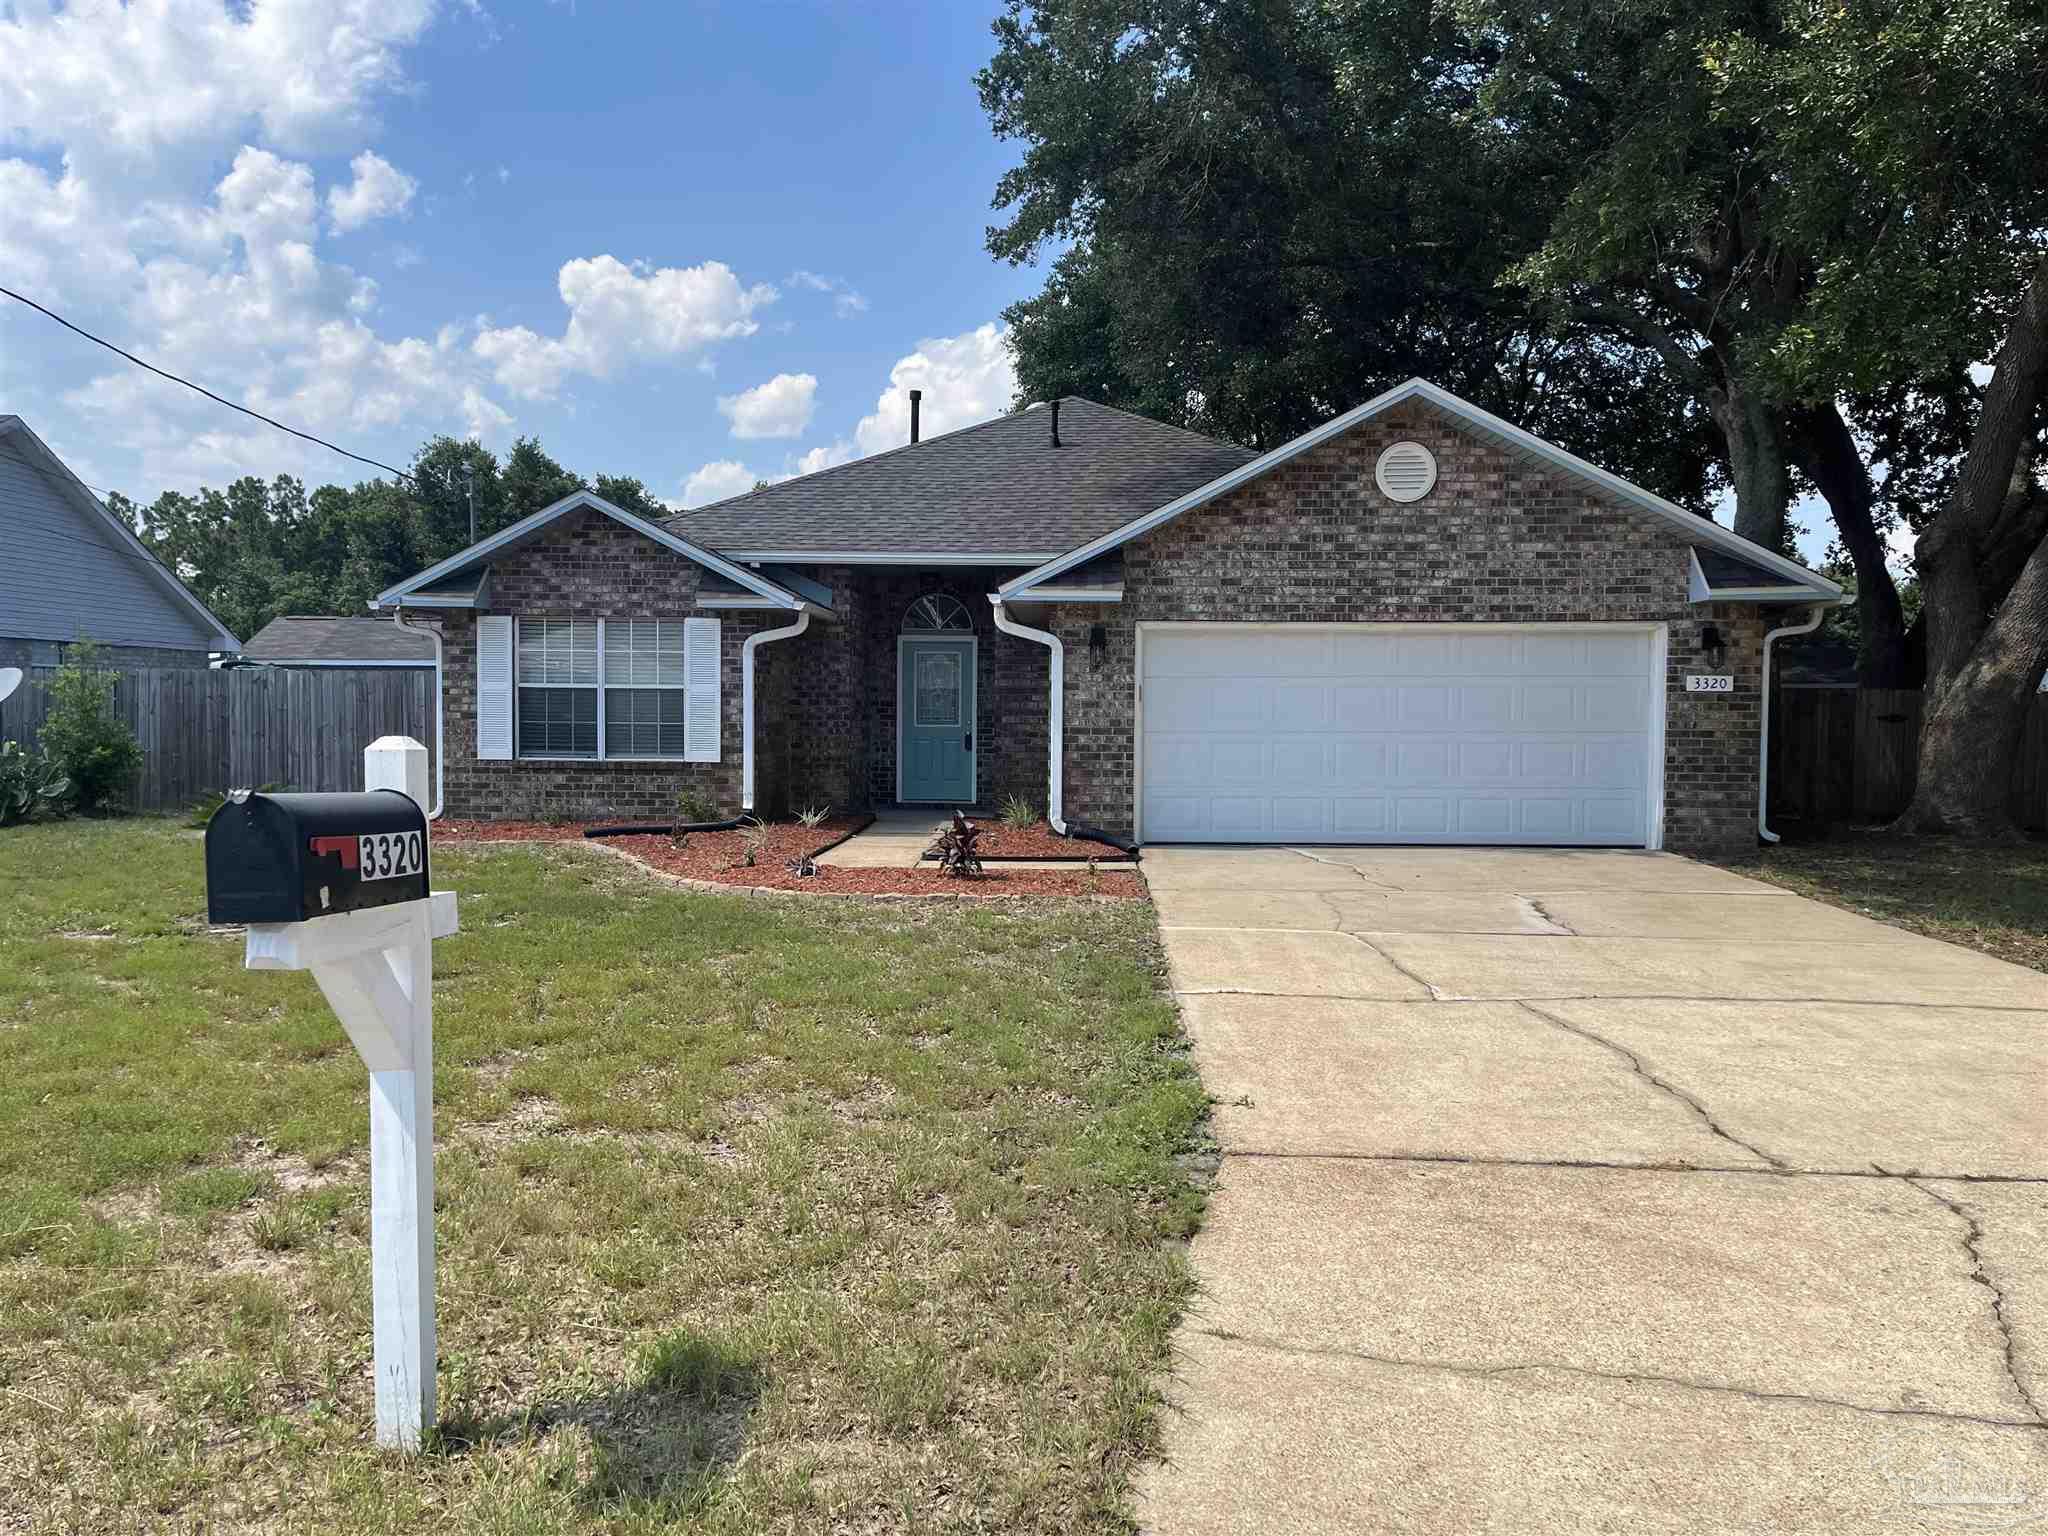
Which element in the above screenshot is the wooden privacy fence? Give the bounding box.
[0,666,434,814]
[1769,686,2048,831]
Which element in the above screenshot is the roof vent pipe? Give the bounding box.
[1050,398,1062,448]
[909,388,921,444]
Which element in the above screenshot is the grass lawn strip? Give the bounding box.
[1714,833,2048,973]
[0,818,1207,1533]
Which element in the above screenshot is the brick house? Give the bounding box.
[375,380,1839,851]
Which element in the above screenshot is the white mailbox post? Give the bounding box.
[237,737,456,1451]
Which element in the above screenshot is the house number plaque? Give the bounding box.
[1685,675,1734,693]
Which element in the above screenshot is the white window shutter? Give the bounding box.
[683,616,721,763]
[476,615,514,760]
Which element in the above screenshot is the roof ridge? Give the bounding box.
[666,403,1040,526]
[1062,396,1254,457]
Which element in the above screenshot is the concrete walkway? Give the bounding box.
[1139,846,2048,1535]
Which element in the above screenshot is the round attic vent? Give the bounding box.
[1375,440,1438,503]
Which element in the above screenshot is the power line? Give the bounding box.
[1,283,417,484]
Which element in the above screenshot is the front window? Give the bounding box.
[515,617,702,760]
[516,618,597,757]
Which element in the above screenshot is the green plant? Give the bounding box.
[0,741,70,826]
[999,793,1039,829]
[674,788,719,827]
[796,803,831,829]
[734,815,770,868]
[37,643,141,815]
[931,810,983,879]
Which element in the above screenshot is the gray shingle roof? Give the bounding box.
[242,615,436,663]
[666,398,1255,557]
[1694,547,1809,589]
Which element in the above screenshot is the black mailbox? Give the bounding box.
[205,790,430,925]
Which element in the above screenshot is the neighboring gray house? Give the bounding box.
[0,415,240,668]
[240,615,435,668]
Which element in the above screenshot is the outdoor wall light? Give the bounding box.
[1699,623,1727,669]
[1089,623,1108,656]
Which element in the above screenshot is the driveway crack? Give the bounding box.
[1191,1328,2048,1432]
[1284,847,1401,891]
[1521,895,1576,934]
[1339,927,1446,1000]
[1901,1175,2047,1427]
[1517,1001,1790,1169]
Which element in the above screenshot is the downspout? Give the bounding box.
[1757,604,1828,844]
[391,604,444,819]
[990,597,1066,834]
[742,605,810,812]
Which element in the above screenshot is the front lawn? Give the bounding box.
[0,819,1206,1533]
[1717,833,2048,973]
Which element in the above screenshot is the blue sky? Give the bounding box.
[0,0,1043,510]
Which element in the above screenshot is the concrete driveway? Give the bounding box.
[1138,847,2048,1535]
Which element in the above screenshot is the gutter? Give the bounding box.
[1757,604,1831,844]
[391,605,445,819]
[742,605,811,811]
[990,598,1067,834]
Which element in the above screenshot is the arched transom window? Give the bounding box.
[903,594,972,632]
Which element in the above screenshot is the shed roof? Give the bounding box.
[242,615,436,663]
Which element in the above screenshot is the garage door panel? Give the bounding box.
[1141,625,1655,847]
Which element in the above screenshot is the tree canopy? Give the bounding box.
[115,436,668,642]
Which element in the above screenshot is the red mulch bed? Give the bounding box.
[434,815,1142,898]
[924,819,1128,861]
[611,832,1144,898]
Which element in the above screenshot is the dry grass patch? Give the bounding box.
[0,818,1206,1534]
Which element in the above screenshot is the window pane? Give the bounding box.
[914,651,962,726]
[606,687,686,757]
[517,686,597,757]
[604,619,686,687]
[517,618,597,685]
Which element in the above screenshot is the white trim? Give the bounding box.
[1006,586,1123,604]
[699,595,793,610]
[375,490,802,610]
[1132,620,1666,849]
[742,607,811,810]
[727,550,1058,565]
[992,599,1065,833]
[1002,379,1843,601]
[0,414,243,650]
[895,633,978,804]
[393,593,477,609]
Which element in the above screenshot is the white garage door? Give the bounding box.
[1139,625,1658,846]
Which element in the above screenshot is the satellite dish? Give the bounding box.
[0,667,21,704]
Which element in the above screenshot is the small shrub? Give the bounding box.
[785,853,819,879]
[674,789,719,827]
[734,815,770,868]
[0,740,69,826]
[931,810,983,879]
[38,642,142,814]
[796,803,831,829]
[999,793,1038,830]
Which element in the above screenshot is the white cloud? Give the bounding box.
[682,459,761,507]
[852,322,1017,455]
[795,442,851,476]
[0,0,440,173]
[327,151,416,232]
[718,372,817,440]
[788,269,868,318]
[474,256,777,399]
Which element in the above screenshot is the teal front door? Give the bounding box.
[899,637,976,803]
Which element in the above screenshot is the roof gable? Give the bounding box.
[0,415,242,649]
[376,490,806,611]
[1000,380,1842,602]
[665,398,1256,559]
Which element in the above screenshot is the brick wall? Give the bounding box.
[1045,404,1776,852]
[442,508,799,822]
